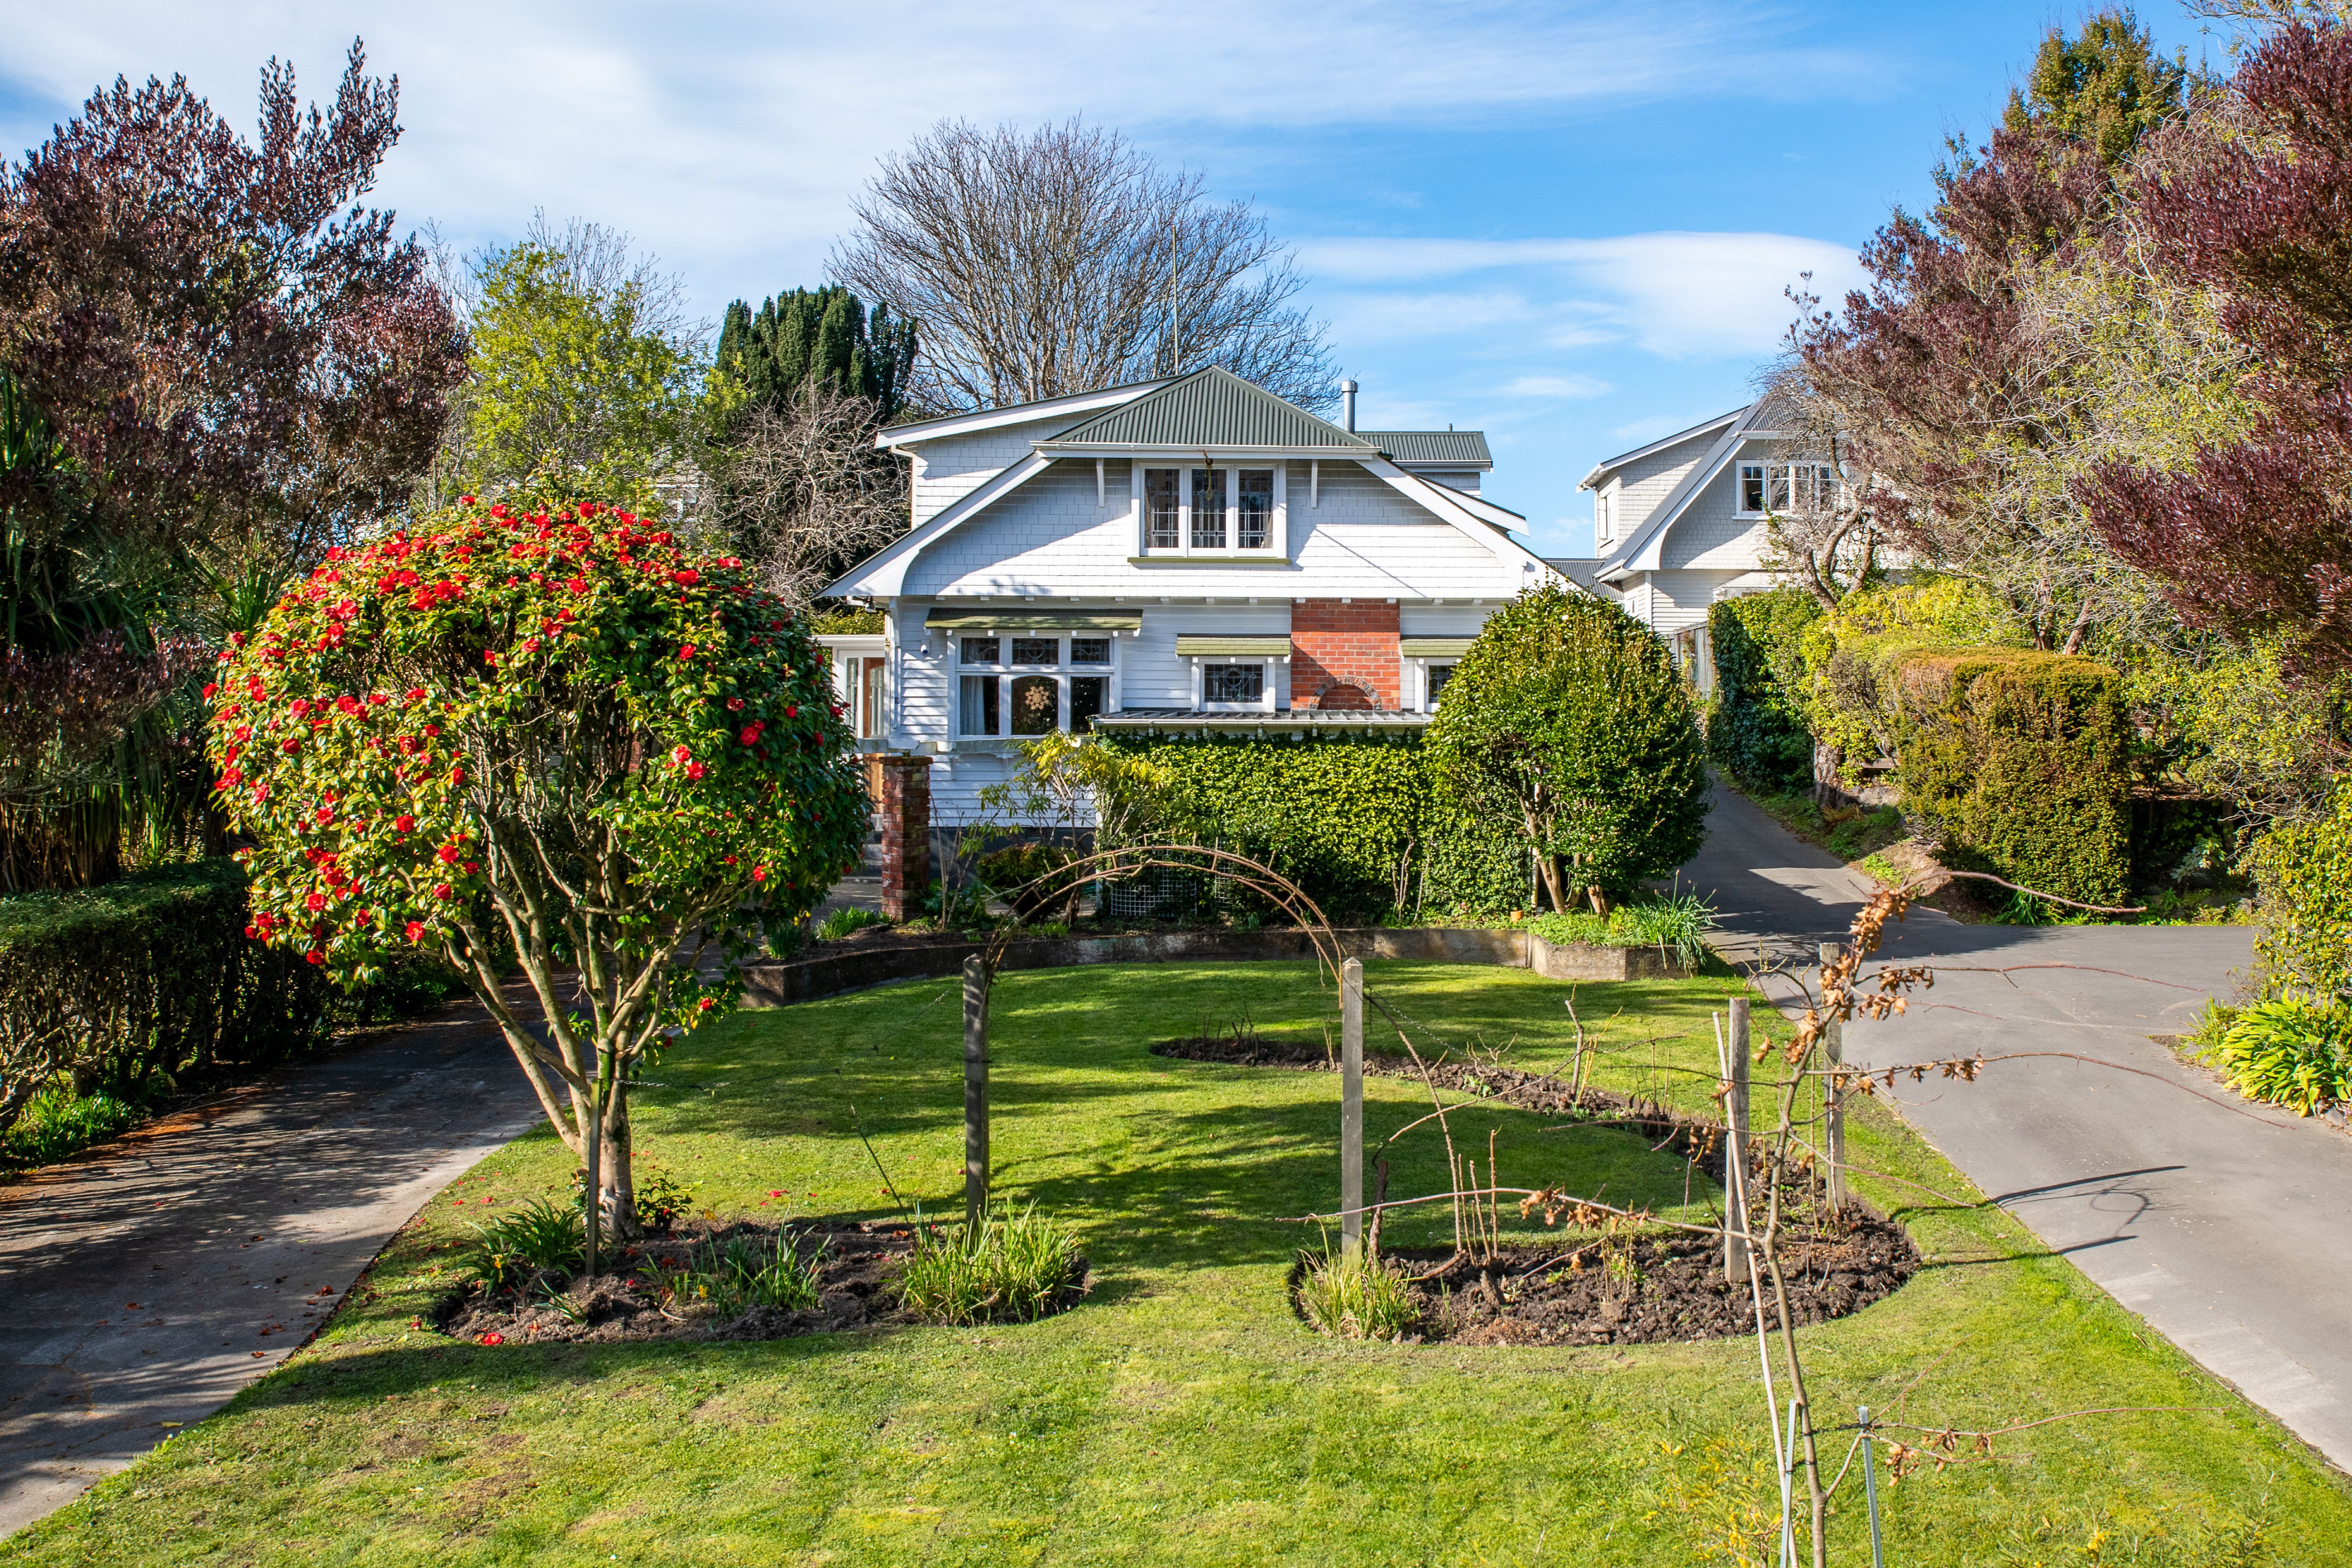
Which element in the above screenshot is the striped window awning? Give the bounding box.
[924,608,1143,631]
[1174,635,1293,657]
[1399,637,1474,658]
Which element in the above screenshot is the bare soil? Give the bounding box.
[1152,1033,1721,1167]
[1297,1208,1921,1347]
[434,1220,921,1345]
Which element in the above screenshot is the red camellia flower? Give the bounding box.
[696,997,715,1011]
[201,683,217,700]
[752,866,767,883]
[460,494,476,505]
[306,951,325,965]
[671,745,691,766]
[479,1332,504,1346]
[677,644,696,660]
[437,844,460,863]
[726,697,744,711]
[685,762,706,780]
[739,724,761,745]
[566,578,586,594]
[395,815,415,833]
[405,921,425,942]
[434,883,453,900]
[305,892,326,911]
[784,705,798,719]
[243,924,259,939]
[672,569,699,586]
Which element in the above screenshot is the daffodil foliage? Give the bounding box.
[205,494,867,1226]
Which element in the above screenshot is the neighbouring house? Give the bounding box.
[1584,400,1841,690]
[818,366,1568,827]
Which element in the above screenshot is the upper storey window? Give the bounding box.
[1135,464,1286,558]
[1736,462,1840,518]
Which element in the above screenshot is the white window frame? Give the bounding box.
[1734,460,1842,519]
[1188,654,1286,713]
[1132,461,1289,558]
[953,631,1123,738]
[1595,489,1611,545]
[1404,657,1458,714]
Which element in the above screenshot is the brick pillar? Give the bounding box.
[1290,599,1402,710]
[866,753,932,921]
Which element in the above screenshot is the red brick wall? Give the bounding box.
[866,753,931,921]
[1290,599,1400,710]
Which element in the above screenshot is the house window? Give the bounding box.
[952,631,1120,737]
[1009,675,1059,736]
[1202,663,1264,705]
[1426,664,1456,707]
[1190,469,1227,549]
[1236,469,1273,548]
[1134,464,1287,556]
[1595,492,1610,543]
[1737,462,1839,517]
[1145,468,1180,548]
[959,675,999,736]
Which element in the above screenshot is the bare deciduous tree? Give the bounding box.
[703,390,908,611]
[1748,351,1887,615]
[831,118,1335,412]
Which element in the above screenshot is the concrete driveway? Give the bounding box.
[0,997,542,1537]
[1683,789,2352,1472]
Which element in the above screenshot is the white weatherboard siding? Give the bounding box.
[1120,602,1291,708]
[1599,437,1708,548]
[906,416,1076,527]
[1399,605,1490,636]
[1659,461,1768,572]
[902,460,1523,601]
[1627,569,1750,633]
[1421,470,1482,495]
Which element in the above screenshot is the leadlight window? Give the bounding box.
[1237,468,1273,548]
[1010,637,1058,666]
[959,637,1000,666]
[1202,663,1263,704]
[1009,675,1059,736]
[1190,468,1227,549]
[1146,468,1181,548]
[1069,637,1111,665]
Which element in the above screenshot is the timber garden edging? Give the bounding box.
[738,927,1691,1009]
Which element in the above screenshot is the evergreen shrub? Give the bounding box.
[0,858,328,1136]
[1893,650,2132,908]
[2253,776,2352,1000]
[1096,731,1525,921]
[1706,588,1819,790]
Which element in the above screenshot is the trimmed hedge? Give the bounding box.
[2254,776,2352,1001]
[1894,650,2132,908]
[0,859,330,1135]
[1706,588,1820,791]
[1096,731,1526,920]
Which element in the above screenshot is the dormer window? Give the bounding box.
[1133,464,1287,558]
[1737,462,1839,517]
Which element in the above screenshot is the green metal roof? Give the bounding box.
[1399,637,1474,658]
[1173,635,1292,657]
[1048,366,1375,450]
[1358,431,1492,468]
[924,608,1142,631]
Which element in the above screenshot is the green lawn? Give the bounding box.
[12,960,2345,1566]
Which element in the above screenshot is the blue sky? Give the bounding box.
[0,1,2225,554]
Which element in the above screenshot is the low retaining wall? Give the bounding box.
[1529,934,1693,982]
[739,924,1689,1009]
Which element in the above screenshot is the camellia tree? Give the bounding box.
[1428,583,1710,915]
[204,494,868,1236]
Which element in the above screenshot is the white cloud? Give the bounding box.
[1495,374,1610,400]
[1295,232,1865,359]
[0,2,1893,323]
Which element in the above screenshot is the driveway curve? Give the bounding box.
[0,997,542,1537]
[1683,788,2352,1472]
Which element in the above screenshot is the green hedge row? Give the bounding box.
[1705,589,1820,792]
[0,859,331,1135]
[1894,650,2133,909]
[1097,731,1527,920]
[2255,777,2352,1001]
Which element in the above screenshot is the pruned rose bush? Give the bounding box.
[204,493,867,1234]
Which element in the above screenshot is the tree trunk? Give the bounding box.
[1586,886,1612,917]
[1534,851,1568,914]
[598,1068,639,1241]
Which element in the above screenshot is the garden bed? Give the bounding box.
[431,1218,1089,1345]
[1295,1207,1921,1348]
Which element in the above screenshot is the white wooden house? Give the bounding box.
[1584,400,1838,689]
[820,367,1566,823]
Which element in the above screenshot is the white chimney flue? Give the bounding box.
[1341,378,1358,432]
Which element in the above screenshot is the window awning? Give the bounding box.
[1174,635,1293,658]
[924,609,1142,632]
[1399,637,1473,658]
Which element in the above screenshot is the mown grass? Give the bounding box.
[9,960,2345,1566]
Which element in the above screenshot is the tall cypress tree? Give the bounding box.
[713,284,919,423]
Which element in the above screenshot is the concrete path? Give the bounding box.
[0,997,542,1537]
[1682,789,2352,1472]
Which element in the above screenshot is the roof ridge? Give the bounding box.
[1049,366,1377,449]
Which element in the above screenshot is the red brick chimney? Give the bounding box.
[1290,599,1400,710]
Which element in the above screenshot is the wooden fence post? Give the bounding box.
[1819,941,1847,1215]
[1341,957,1364,1257]
[963,954,989,1228]
[1725,997,1750,1284]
